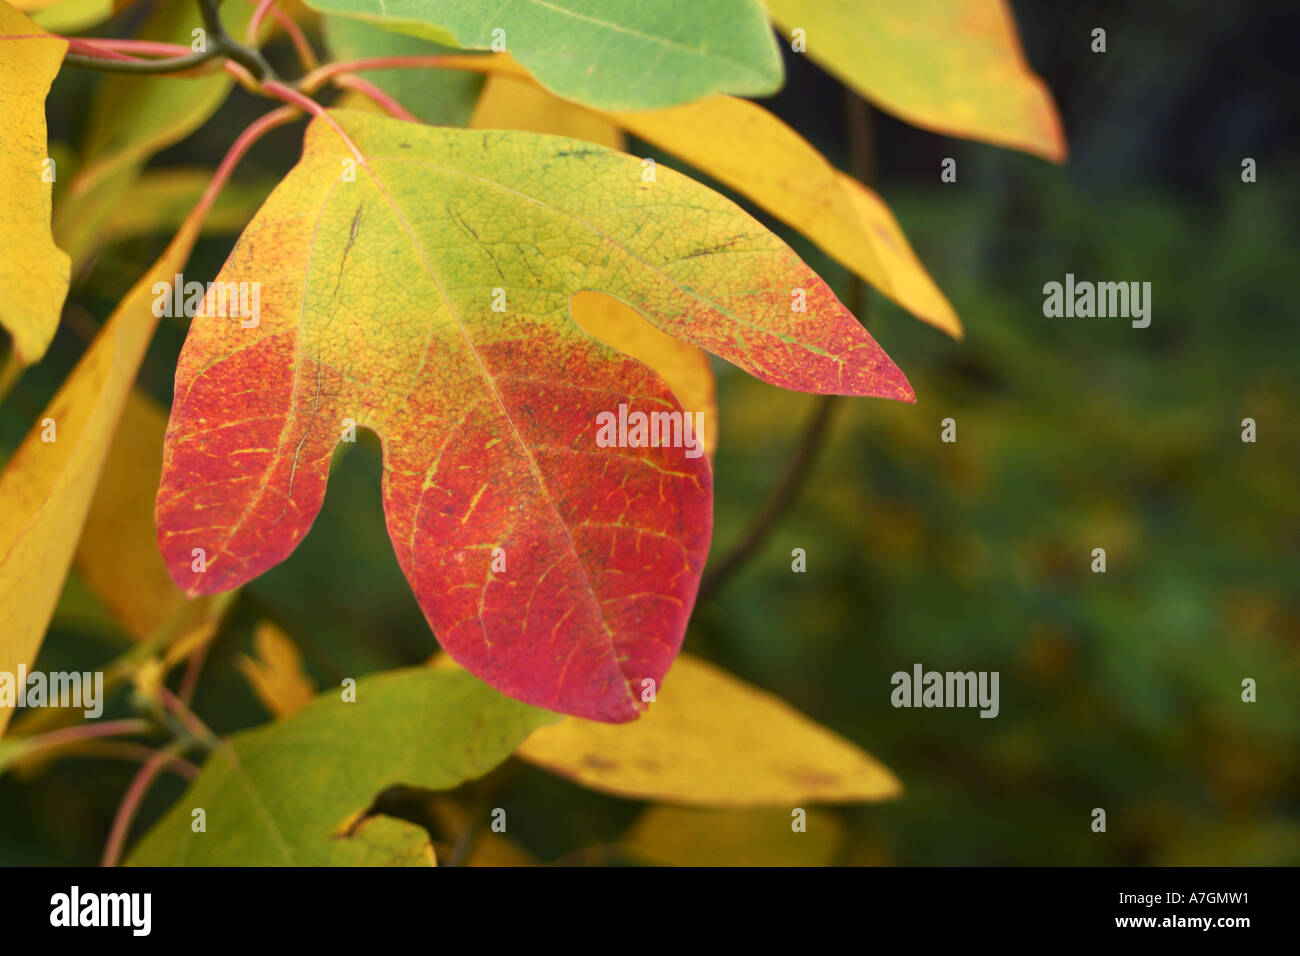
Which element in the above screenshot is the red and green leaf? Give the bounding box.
[155,111,913,722]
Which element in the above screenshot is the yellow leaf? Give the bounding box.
[514,653,902,806]
[237,620,318,717]
[75,389,219,640]
[765,0,1066,162]
[0,191,206,737]
[569,291,717,458]
[0,4,69,364]
[623,805,844,866]
[834,170,958,333]
[439,53,959,337]
[471,73,624,150]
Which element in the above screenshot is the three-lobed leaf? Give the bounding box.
[155,112,912,723]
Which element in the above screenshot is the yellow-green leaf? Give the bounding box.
[29,0,117,34]
[514,653,903,806]
[304,0,784,111]
[602,94,962,336]
[126,668,557,865]
[0,3,69,364]
[765,0,1066,161]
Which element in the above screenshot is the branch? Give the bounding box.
[60,0,276,80]
[61,47,223,75]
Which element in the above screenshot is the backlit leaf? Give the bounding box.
[765,0,1066,161]
[155,111,912,722]
[303,0,784,110]
[600,93,962,336]
[515,653,903,805]
[0,3,69,364]
[126,667,556,865]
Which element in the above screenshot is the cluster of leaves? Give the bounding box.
[0,0,1065,865]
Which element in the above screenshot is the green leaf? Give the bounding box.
[324,14,485,126]
[126,668,558,865]
[304,0,784,109]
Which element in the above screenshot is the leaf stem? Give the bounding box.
[298,55,475,94]
[57,0,276,80]
[101,740,194,867]
[263,80,365,161]
[332,74,420,122]
[246,0,318,71]
[61,47,223,75]
[196,0,276,81]
[5,718,154,763]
